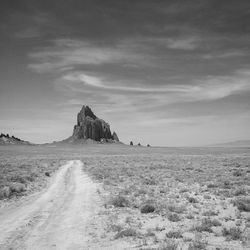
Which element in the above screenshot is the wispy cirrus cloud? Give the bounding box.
[57,70,250,102]
[26,36,250,120]
[28,38,147,73]
[27,35,202,74]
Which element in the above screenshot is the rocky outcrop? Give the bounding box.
[112,132,119,142]
[72,105,119,142]
[0,133,31,145]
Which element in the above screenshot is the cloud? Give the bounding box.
[49,68,250,132]
[57,70,250,101]
[165,37,198,50]
[27,35,202,75]
[28,38,145,73]
[203,51,246,59]
[61,72,196,93]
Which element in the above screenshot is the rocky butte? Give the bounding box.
[69,105,119,143]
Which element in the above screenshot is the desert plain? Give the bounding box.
[0,144,250,250]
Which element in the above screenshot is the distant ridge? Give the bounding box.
[0,133,32,145]
[208,139,250,147]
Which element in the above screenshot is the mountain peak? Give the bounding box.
[72,105,119,142]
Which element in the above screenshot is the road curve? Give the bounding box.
[0,160,100,250]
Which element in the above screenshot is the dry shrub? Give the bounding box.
[188,234,207,250]
[234,187,247,196]
[0,186,11,199]
[202,210,218,216]
[143,178,156,185]
[233,198,250,212]
[187,196,199,203]
[168,204,186,214]
[141,204,155,213]
[165,230,182,239]
[9,182,26,193]
[114,228,137,239]
[45,172,50,177]
[222,227,242,240]
[207,182,218,188]
[167,213,181,222]
[193,218,221,233]
[159,239,179,250]
[111,195,129,207]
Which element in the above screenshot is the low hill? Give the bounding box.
[209,140,250,147]
[0,133,31,145]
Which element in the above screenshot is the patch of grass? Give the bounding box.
[108,224,123,232]
[222,227,242,240]
[159,240,179,250]
[0,186,11,199]
[114,228,137,239]
[0,182,26,199]
[233,198,250,212]
[0,158,61,200]
[167,213,181,222]
[143,178,156,185]
[168,204,186,214]
[165,230,182,239]
[234,187,247,196]
[111,195,129,207]
[188,235,207,250]
[207,183,218,188]
[193,218,221,233]
[202,210,219,216]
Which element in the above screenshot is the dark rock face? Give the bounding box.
[73,105,116,142]
[112,132,119,142]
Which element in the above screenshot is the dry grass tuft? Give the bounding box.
[111,195,129,207]
[222,227,242,240]
[233,198,250,212]
[141,204,156,213]
[114,228,137,239]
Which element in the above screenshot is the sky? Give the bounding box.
[0,0,250,146]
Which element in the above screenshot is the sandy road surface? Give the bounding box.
[0,160,101,250]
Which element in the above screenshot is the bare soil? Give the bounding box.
[0,160,102,250]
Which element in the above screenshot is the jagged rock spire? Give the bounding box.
[72,105,119,142]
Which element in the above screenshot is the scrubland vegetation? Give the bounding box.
[82,148,250,249]
[0,145,249,249]
[0,146,64,201]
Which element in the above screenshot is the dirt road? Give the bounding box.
[0,160,101,250]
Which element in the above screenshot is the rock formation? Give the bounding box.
[0,133,31,145]
[112,132,119,142]
[72,105,119,142]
